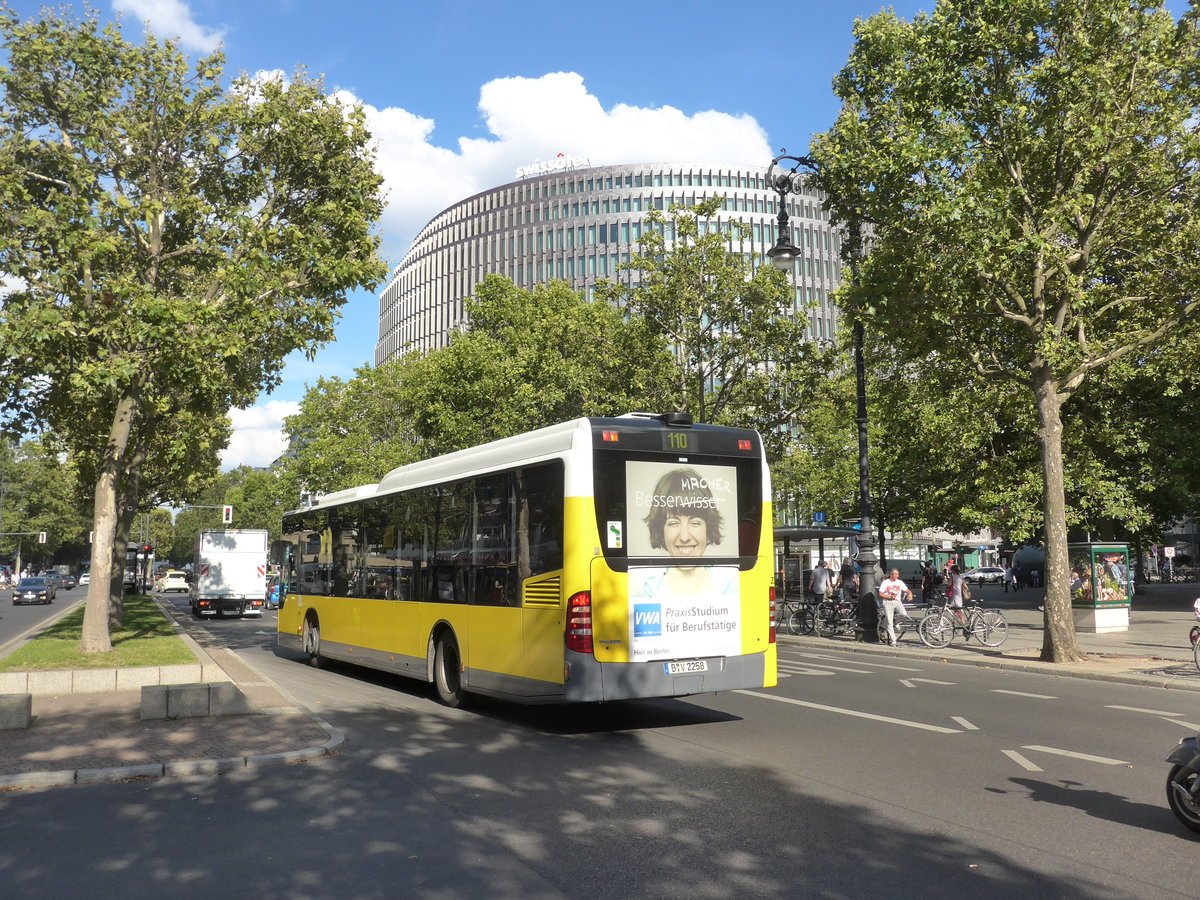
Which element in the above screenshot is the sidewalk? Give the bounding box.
[782,579,1200,691]
[0,598,342,790]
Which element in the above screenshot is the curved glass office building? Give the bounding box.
[376,162,846,365]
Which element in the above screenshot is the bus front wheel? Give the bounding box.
[303,617,326,668]
[434,635,464,708]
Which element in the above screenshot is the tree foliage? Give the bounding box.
[811,0,1200,660]
[0,8,387,650]
[287,275,677,494]
[596,199,833,453]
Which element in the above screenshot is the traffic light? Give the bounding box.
[222,505,233,524]
[37,531,47,543]
[143,544,152,554]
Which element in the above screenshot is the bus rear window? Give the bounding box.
[593,450,761,569]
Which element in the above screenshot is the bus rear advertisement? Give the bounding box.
[276,414,777,706]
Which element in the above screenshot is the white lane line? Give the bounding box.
[1022,745,1131,766]
[911,678,956,685]
[1106,704,1183,717]
[780,661,876,674]
[735,690,963,734]
[1159,716,1200,730]
[900,679,915,688]
[951,716,979,731]
[791,652,924,672]
[776,666,835,677]
[991,689,1057,700]
[1002,749,1043,772]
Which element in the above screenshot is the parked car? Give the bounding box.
[154,570,190,593]
[13,576,54,605]
[964,566,1006,585]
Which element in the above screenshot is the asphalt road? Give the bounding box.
[0,595,1196,899]
[0,584,87,654]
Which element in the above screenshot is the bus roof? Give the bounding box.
[292,415,760,514]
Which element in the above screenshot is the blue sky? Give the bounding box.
[9,0,1183,468]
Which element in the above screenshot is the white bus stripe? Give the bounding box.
[1022,745,1130,766]
[735,690,963,733]
[1002,749,1043,772]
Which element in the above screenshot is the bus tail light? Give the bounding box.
[769,586,777,644]
[566,591,593,654]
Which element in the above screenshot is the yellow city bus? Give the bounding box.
[276,413,777,705]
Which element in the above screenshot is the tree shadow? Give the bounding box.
[0,701,1156,899]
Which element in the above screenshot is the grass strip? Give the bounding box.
[0,594,196,671]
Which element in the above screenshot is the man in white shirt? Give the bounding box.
[878,568,914,646]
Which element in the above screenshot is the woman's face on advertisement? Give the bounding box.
[664,514,707,557]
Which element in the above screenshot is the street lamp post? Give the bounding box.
[766,151,880,640]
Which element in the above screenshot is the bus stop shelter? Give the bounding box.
[774,526,863,595]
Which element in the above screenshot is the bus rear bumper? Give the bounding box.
[564,650,768,703]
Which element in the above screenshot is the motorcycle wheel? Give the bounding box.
[1166,765,1200,832]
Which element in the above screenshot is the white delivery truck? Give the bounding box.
[191,529,269,618]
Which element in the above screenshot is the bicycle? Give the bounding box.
[876,606,921,645]
[919,600,1009,649]
[778,593,817,635]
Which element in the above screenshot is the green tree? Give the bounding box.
[597,199,830,452]
[0,9,387,651]
[812,0,1200,661]
[288,275,677,493]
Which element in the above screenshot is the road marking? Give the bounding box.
[1160,716,1200,730]
[1106,704,1183,716]
[736,690,963,733]
[912,677,956,685]
[951,716,979,731]
[792,652,924,672]
[1002,749,1043,772]
[776,666,835,677]
[900,679,915,688]
[781,662,876,674]
[990,690,1056,700]
[1022,745,1130,766]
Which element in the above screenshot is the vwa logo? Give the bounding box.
[633,603,662,638]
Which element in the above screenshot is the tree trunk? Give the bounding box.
[80,392,138,653]
[109,493,136,628]
[1034,373,1086,662]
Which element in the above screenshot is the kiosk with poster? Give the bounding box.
[1067,542,1132,633]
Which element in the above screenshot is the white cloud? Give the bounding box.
[112,0,226,54]
[334,71,772,258]
[220,400,298,470]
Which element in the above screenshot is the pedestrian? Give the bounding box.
[837,558,858,603]
[920,562,938,604]
[1003,564,1013,593]
[878,568,914,646]
[1031,567,1041,588]
[808,560,832,605]
[947,564,967,626]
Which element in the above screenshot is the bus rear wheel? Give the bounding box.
[434,635,464,708]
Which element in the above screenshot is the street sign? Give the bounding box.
[851,523,862,531]
[1164,546,1176,558]
[813,511,826,524]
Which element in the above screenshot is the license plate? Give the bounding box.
[664,660,708,675]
